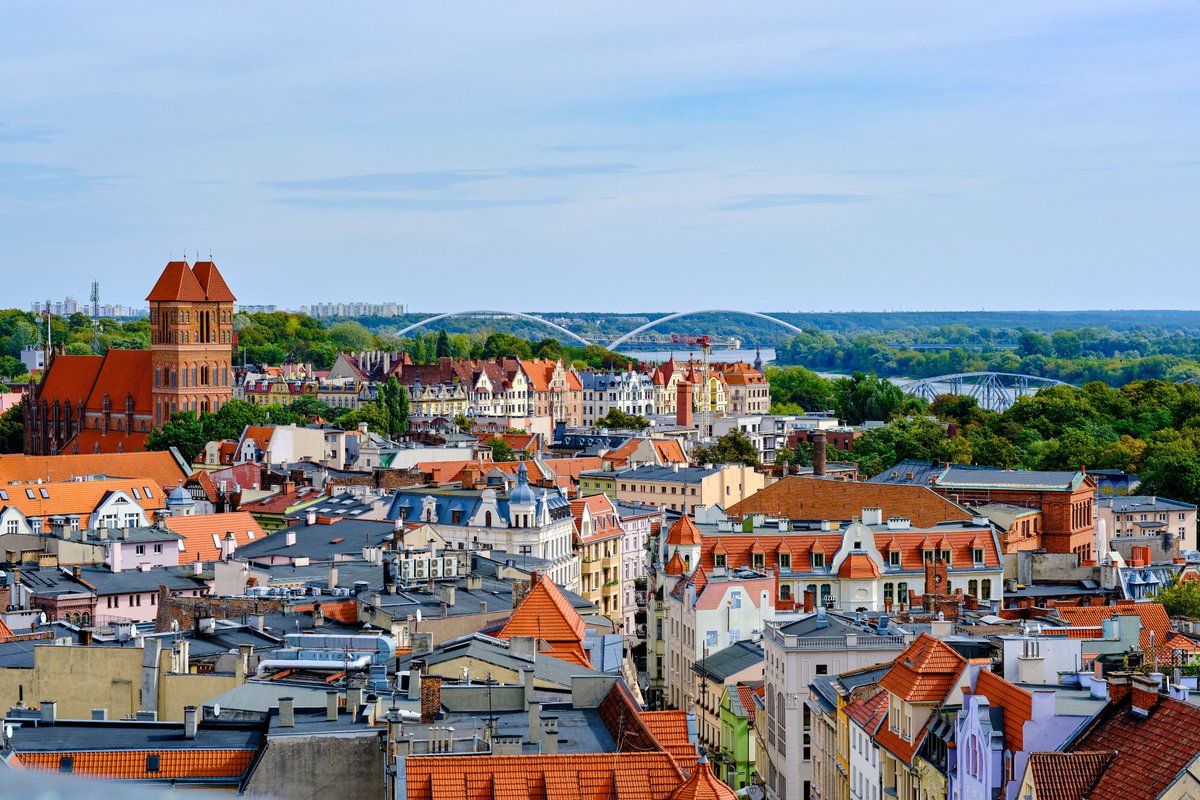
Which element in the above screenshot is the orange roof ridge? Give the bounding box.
[191,260,237,302]
[498,573,589,667]
[666,516,703,546]
[669,754,736,800]
[146,260,207,302]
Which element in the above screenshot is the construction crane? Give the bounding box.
[670,334,712,440]
[90,280,101,353]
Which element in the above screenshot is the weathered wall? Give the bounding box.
[243,732,385,800]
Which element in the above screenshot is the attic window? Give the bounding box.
[753,553,765,569]
[329,537,344,544]
[26,488,35,500]
[973,548,985,564]
[0,490,6,500]
[714,554,726,568]
[132,488,141,499]
[940,549,952,565]
[889,551,902,567]
[212,533,221,550]
[144,487,154,498]
[812,553,825,569]
[39,488,50,499]
[778,553,791,570]
[59,756,73,773]
[146,754,160,773]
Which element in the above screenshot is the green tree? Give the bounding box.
[482,332,532,360]
[486,436,514,462]
[453,414,473,433]
[285,394,336,422]
[766,366,836,413]
[435,330,452,359]
[146,411,209,463]
[531,337,563,362]
[0,405,23,454]
[377,376,410,437]
[327,320,374,352]
[692,428,760,467]
[1139,438,1200,512]
[1154,577,1200,619]
[834,371,908,425]
[1017,331,1053,358]
[595,408,650,431]
[334,403,391,434]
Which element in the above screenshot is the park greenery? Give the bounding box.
[767,364,1200,513]
[594,408,651,431]
[1154,577,1200,620]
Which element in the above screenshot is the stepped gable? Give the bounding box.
[191,260,237,302]
[146,260,206,302]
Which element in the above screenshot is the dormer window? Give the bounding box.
[923,549,935,564]
[940,549,952,565]
[812,553,825,569]
[753,553,765,569]
[778,553,791,571]
[972,548,985,564]
[714,554,727,568]
[889,551,901,567]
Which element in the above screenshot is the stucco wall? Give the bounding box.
[243,732,385,800]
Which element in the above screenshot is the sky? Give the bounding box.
[1,2,1198,313]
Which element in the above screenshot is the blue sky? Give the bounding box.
[2,2,1198,312]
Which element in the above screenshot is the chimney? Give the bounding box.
[862,507,883,526]
[250,613,265,632]
[412,632,433,657]
[1107,672,1132,705]
[183,706,198,739]
[347,687,364,715]
[676,382,693,428]
[221,532,237,561]
[327,563,339,590]
[326,690,340,722]
[439,584,456,607]
[812,431,827,476]
[1017,637,1045,684]
[193,557,203,576]
[175,639,190,673]
[539,714,559,755]
[306,510,317,526]
[803,590,815,613]
[40,700,57,723]
[527,700,542,743]
[312,603,325,627]
[510,636,537,661]
[285,529,297,547]
[284,481,296,495]
[1131,672,1163,718]
[408,664,423,701]
[420,676,442,723]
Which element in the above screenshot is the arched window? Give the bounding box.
[981,579,992,599]
[968,579,979,598]
[485,511,493,526]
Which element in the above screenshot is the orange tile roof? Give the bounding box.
[666,516,703,546]
[879,633,968,704]
[669,757,736,800]
[36,354,103,405]
[664,552,688,576]
[0,619,14,639]
[653,440,688,465]
[404,752,686,800]
[0,477,165,524]
[294,598,358,623]
[1026,752,1115,800]
[570,494,623,543]
[838,553,882,579]
[640,711,696,765]
[726,477,971,528]
[91,348,154,414]
[190,260,237,302]
[14,748,256,781]
[604,438,640,468]
[497,573,590,668]
[73,428,149,454]
[542,457,604,482]
[1056,603,1195,655]
[972,670,1034,751]
[165,512,266,562]
[146,260,207,302]
[414,460,481,483]
[0,451,187,491]
[845,689,888,734]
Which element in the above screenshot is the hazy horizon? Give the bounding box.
[3,2,1198,312]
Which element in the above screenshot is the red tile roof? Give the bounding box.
[973,670,1034,751]
[36,354,103,405]
[190,260,237,302]
[1026,752,1115,800]
[653,440,688,465]
[146,260,207,302]
[90,349,154,414]
[1056,603,1198,657]
[838,553,881,579]
[664,552,688,576]
[1072,692,1200,800]
[845,689,888,734]
[165,511,266,563]
[640,711,696,765]
[404,752,687,800]
[14,748,256,781]
[0,451,186,491]
[497,573,590,668]
[880,633,968,704]
[666,516,703,546]
[726,477,971,528]
[669,757,736,800]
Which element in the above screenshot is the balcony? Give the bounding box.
[635,590,648,607]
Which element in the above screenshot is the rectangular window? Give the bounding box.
[153,544,163,554]
[714,554,726,568]
[779,553,791,570]
[731,591,742,609]
[812,553,825,569]
[135,545,146,556]
[889,551,901,566]
[972,548,984,564]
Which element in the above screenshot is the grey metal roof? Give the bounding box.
[235,518,396,561]
[1104,495,1196,512]
[19,564,206,597]
[3,718,264,753]
[616,465,720,483]
[693,640,763,682]
[393,633,602,687]
[938,467,1081,491]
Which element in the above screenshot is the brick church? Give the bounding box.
[23,259,237,455]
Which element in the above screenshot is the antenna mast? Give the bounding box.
[90,280,101,353]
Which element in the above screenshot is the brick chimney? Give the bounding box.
[421,675,442,723]
[1107,672,1132,705]
[676,382,693,428]
[1131,672,1163,718]
[803,590,815,613]
[812,431,827,477]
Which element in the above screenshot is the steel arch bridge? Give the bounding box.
[903,372,1075,412]
[605,310,803,349]
[391,310,593,346]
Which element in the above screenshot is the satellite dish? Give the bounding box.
[171,620,180,633]
[38,612,47,626]
[415,608,422,622]
[212,703,221,717]
[4,724,12,739]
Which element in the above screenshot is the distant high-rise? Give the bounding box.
[307,301,406,319]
